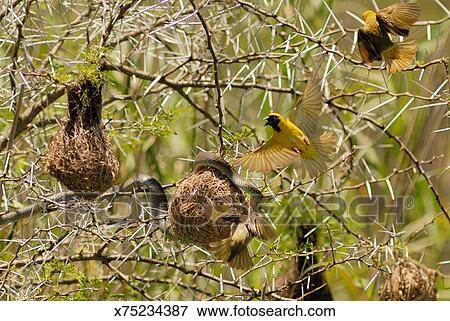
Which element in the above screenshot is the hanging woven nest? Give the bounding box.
[168,152,275,270]
[169,165,247,247]
[378,257,438,300]
[44,75,119,193]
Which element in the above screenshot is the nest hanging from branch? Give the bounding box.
[44,76,119,193]
[168,152,276,270]
[169,166,248,247]
[378,257,438,301]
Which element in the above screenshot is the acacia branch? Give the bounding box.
[329,102,450,224]
[0,0,22,22]
[99,0,140,47]
[190,0,224,154]
[99,60,219,126]
[0,85,66,152]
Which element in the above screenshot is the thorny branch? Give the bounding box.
[329,101,450,223]
[190,0,225,155]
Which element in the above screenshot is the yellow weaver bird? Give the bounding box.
[234,79,336,177]
[357,2,420,73]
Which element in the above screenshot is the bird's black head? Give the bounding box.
[264,113,281,132]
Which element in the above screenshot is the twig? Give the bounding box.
[6,85,25,151]
[99,0,140,48]
[190,0,225,155]
[330,102,450,223]
[0,85,66,152]
[100,60,219,126]
[0,0,22,22]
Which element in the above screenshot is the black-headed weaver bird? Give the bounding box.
[357,2,420,73]
[233,79,336,178]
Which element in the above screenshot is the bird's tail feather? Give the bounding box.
[210,238,252,270]
[383,40,416,73]
[301,131,336,177]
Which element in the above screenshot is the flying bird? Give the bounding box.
[234,79,336,177]
[209,207,275,270]
[357,2,420,73]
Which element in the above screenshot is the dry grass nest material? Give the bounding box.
[379,257,438,301]
[169,167,249,247]
[44,122,119,193]
[44,79,119,193]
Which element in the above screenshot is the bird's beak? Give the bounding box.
[264,116,269,126]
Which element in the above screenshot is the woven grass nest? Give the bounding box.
[378,257,438,300]
[168,164,249,248]
[44,79,119,193]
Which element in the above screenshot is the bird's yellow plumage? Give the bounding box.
[265,112,311,152]
[357,3,420,73]
[234,79,336,177]
[361,10,381,36]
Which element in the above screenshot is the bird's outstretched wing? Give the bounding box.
[247,214,276,241]
[382,39,417,73]
[233,138,300,173]
[289,78,323,138]
[376,3,420,37]
[299,131,336,177]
